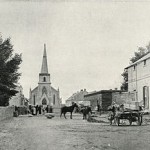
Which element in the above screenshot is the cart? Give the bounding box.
[115,111,143,126]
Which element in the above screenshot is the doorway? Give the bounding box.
[143,86,149,109]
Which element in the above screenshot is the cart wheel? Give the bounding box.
[137,116,142,126]
[129,119,132,125]
[110,119,112,125]
[117,118,120,126]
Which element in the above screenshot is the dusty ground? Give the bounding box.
[0,113,150,150]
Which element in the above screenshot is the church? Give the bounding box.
[29,44,61,113]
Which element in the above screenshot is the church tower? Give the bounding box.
[37,44,52,106]
[30,44,61,113]
[39,44,50,84]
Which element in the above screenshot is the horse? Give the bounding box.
[80,106,92,120]
[60,103,78,119]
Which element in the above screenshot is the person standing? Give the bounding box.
[33,106,36,115]
[36,105,39,115]
[42,106,45,115]
[39,105,42,114]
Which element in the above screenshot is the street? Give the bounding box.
[0,114,150,150]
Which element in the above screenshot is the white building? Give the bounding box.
[125,53,150,110]
[65,89,88,106]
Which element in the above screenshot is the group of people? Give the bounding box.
[28,105,53,115]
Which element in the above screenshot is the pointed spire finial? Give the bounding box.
[41,44,48,73]
[43,43,46,57]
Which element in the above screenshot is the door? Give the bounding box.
[143,86,149,109]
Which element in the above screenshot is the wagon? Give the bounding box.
[114,111,143,126]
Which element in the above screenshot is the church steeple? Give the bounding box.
[41,44,48,74]
[39,44,50,84]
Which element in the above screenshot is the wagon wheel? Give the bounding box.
[129,115,132,125]
[117,118,120,126]
[110,119,112,125]
[129,118,132,125]
[137,115,142,126]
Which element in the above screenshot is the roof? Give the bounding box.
[125,52,150,69]
[84,90,122,97]
[32,86,38,92]
[51,86,58,92]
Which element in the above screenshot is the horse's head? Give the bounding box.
[72,102,78,108]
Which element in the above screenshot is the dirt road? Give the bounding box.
[0,114,150,150]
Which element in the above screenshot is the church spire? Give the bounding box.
[41,44,48,74]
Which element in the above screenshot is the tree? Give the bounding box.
[130,47,147,63]
[121,69,128,91]
[0,37,22,106]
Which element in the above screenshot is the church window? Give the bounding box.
[43,77,46,82]
[144,60,146,66]
[53,95,55,105]
[33,95,36,105]
[42,87,47,94]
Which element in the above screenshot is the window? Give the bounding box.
[53,95,55,105]
[42,87,47,94]
[143,86,149,109]
[33,95,36,105]
[133,65,136,71]
[144,60,146,66]
[43,77,46,82]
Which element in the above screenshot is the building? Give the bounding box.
[65,89,88,106]
[125,52,150,110]
[9,85,25,106]
[84,90,123,111]
[29,44,61,113]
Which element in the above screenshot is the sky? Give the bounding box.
[1,0,150,102]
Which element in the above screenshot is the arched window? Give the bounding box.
[42,98,47,105]
[33,95,36,105]
[53,95,55,105]
[43,77,46,82]
[42,87,47,94]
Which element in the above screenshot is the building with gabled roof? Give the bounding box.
[29,44,61,113]
[125,52,150,110]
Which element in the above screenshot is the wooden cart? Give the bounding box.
[114,111,143,126]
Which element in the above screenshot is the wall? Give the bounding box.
[128,66,136,92]
[84,93,102,110]
[102,93,112,110]
[128,57,150,109]
[0,106,14,121]
[112,91,139,109]
[112,92,135,105]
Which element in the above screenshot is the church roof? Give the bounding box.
[32,86,38,93]
[51,86,58,92]
[41,44,48,74]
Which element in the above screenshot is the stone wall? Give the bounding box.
[112,91,139,109]
[112,92,135,104]
[0,106,14,121]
